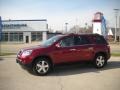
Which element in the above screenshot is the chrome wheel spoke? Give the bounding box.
[97,61,100,66]
[100,56,103,60]
[36,60,49,74]
[36,64,42,67]
[44,65,49,68]
[42,67,47,73]
[37,67,43,73]
[101,59,105,63]
[99,62,103,66]
[96,56,105,67]
[42,61,45,66]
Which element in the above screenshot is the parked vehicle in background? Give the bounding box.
[16,33,111,75]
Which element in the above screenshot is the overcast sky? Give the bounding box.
[0,0,120,31]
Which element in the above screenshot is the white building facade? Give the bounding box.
[93,12,107,38]
[1,19,48,43]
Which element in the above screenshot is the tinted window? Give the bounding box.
[74,36,90,45]
[94,36,107,44]
[60,36,74,47]
[81,36,91,44]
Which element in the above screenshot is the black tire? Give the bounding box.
[93,54,107,68]
[32,58,52,76]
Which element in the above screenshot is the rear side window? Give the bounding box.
[74,36,91,45]
[94,36,108,44]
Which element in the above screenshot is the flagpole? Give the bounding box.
[0,16,2,56]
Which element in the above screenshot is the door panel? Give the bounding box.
[74,45,94,61]
[51,36,78,63]
[52,44,93,63]
[73,35,93,61]
[52,46,78,63]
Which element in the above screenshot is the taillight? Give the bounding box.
[107,45,110,53]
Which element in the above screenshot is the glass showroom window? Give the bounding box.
[9,32,19,41]
[36,32,42,41]
[14,33,19,41]
[31,32,36,41]
[10,33,14,41]
[32,32,42,41]
[2,32,8,41]
[19,33,23,41]
[9,32,23,42]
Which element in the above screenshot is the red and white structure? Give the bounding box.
[92,12,105,35]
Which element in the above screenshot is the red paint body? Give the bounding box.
[16,34,111,66]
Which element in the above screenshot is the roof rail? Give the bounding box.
[68,33,76,35]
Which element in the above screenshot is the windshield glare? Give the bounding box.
[42,35,62,46]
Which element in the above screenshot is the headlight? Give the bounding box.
[21,50,33,57]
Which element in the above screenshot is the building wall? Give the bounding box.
[93,22,102,35]
[23,32,31,43]
[1,19,48,43]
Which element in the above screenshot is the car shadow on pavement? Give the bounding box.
[0,57,4,61]
[49,61,120,76]
[21,61,120,76]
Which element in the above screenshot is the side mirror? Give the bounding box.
[55,43,61,48]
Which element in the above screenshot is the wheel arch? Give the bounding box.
[31,55,53,67]
[94,52,107,60]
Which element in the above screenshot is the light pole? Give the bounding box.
[114,9,119,42]
[65,23,68,33]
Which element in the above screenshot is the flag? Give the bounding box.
[101,16,107,38]
[0,16,2,41]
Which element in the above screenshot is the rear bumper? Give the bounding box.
[106,52,111,60]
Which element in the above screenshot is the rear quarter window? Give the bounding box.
[93,35,108,44]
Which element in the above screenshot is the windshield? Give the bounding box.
[42,35,63,46]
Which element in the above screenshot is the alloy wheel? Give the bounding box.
[96,55,105,67]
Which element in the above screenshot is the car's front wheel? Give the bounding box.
[93,54,107,68]
[32,58,52,75]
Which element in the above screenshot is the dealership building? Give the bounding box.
[1,19,48,43]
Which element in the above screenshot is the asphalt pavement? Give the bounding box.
[0,56,120,90]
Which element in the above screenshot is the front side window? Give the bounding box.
[42,35,62,46]
[60,36,74,47]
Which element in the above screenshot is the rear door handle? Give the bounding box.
[88,47,93,50]
[69,49,76,51]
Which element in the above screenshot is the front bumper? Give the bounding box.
[16,58,23,65]
[16,58,32,68]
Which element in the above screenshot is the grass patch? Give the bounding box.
[0,52,16,56]
[111,53,120,57]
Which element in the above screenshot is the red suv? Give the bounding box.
[16,34,110,75]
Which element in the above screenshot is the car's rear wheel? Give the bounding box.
[32,58,52,75]
[93,54,107,68]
